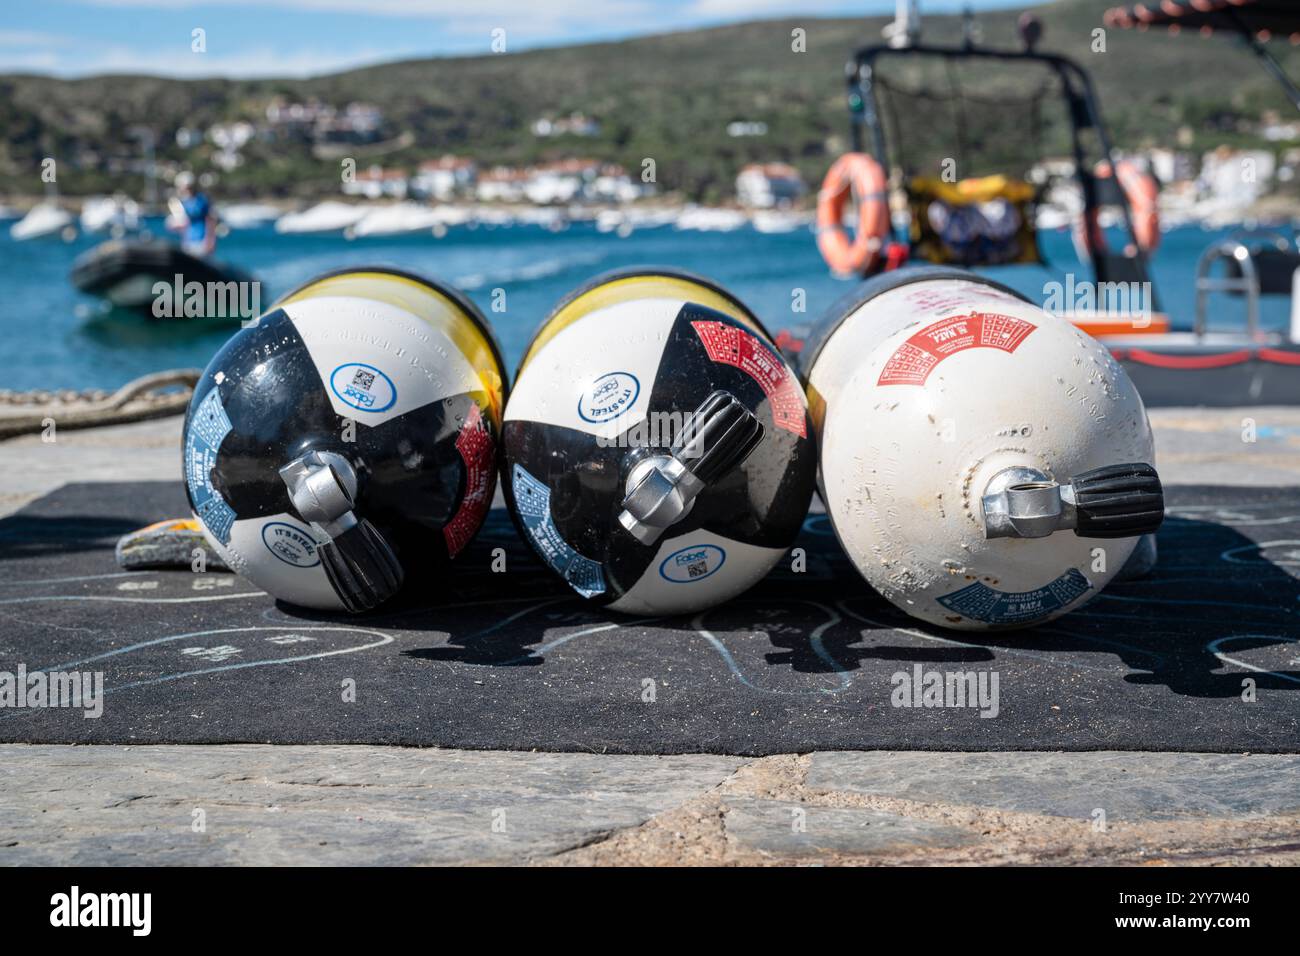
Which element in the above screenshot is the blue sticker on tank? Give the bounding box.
[936,568,1092,625]
[184,387,236,545]
[261,521,321,568]
[511,464,606,598]
[330,362,396,413]
[659,544,727,583]
[578,371,639,423]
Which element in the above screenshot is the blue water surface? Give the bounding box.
[0,217,1287,391]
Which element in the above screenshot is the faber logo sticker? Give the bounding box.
[878,311,1036,386]
[578,371,640,423]
[330,362,396,412]
[261,521,321,568]
[659,544,726,583]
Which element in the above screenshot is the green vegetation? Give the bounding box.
[1,0,1298,204]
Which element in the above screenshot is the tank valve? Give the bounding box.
[280,451,403,612]
[618,390,764,546]
[982,462,1164,541]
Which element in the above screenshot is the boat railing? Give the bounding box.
[1194,233,1300,341]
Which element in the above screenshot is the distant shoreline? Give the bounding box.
[4,194,1298,232]
[0,196,767,214]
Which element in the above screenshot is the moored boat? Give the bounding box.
[70,238,260,321]
[11,202,74,241]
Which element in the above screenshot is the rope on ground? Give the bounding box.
[0,368,199,441]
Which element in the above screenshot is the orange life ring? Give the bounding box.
[1074,159,1160,261]
[817,153,890,275]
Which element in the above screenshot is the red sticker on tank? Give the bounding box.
[443,403,496,558]
[690,320,807,437]
[877,311,1036,386]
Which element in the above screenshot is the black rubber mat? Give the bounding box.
[0,482,1296,754]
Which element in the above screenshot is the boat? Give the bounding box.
[807,0,1300,406]
[70,238,259,321]
[10,202,74,241]
[595,207,677,234]
[595,209,625,233]
[514,207,568,230]
[349,202,446,237]
[80,195,141,235]
[218,202,282,229]
[674,206,748,232]
[274,201,367,235]
[751,210,812,234]
[474,207,516,227]
[431,205,475,227]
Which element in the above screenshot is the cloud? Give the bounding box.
[685,0,863,16]
[81,0,661,27]
[0,51,64,72]
[0,42,404,78]
[0,30,77,47]
[12,0,676,76]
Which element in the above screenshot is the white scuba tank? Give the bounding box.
[799,267,1164,630]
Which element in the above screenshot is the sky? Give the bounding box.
[0,0,1030,79]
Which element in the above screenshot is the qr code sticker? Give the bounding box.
[350,368,376,391]
[687,560,708,578]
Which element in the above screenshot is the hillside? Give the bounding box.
[1,0,1298,203]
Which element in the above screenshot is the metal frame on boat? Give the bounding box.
[1099,0,1300,403]
[846,39,1155,292]
[820,1,1300,405]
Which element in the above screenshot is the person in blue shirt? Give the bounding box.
[170,171,217,257]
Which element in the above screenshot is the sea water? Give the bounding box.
[0,218,1288,391]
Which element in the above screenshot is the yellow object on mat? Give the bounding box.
[115,517,230,570]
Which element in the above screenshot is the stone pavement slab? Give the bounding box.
[721,795,973,859]
[806,751,1300,822]
[0,744,743,865]
[4,745,1300,865]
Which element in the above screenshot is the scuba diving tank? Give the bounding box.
[502,267,818,615]
[182,267,506,612]
[799,266,1164,630]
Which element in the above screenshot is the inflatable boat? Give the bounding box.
[70,239,259,321]
[809,0,1300,407]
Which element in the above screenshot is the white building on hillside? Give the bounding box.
[342,165,408,200]
[589,164,651,202]
[532,113,601,138]
[476,167,529,203]
[1200,147,1275,207]
[412,156,477,201]
[524,159,592,205]
[736,163,806,208]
